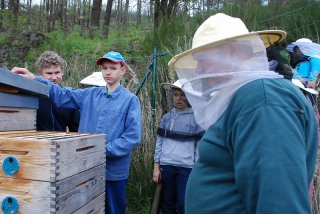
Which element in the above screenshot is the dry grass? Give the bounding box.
[312,151,320,213]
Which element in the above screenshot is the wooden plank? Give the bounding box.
[73,193,105,214]
[0,92,39,109]
[0,130,45,137]
[0,164,105,214]
[0,130,35,134]
[56,164,106,214]
[0,136,54,181]
[0,107,36,131]
[0,83,19,93]
[0,176,54,214]
[149,183,163,214]
[0,131,106,182]
[54,134,106,181]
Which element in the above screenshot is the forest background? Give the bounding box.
[1,0,320,213]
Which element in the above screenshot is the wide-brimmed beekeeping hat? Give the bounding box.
[161,80,182,90]
[168,13,286,69]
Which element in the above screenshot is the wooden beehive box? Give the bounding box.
[0,131,106,214]
[0,68,49,132]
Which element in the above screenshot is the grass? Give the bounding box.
[311,137,320,213]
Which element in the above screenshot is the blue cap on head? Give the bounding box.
[96,51,126,66]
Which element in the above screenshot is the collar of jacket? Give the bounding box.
[104,83,123,98]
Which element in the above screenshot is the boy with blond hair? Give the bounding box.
[35,51,80,132]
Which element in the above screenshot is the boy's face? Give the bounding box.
[39,65,64,85]
[172,88,189,112]
[101,60,126,87]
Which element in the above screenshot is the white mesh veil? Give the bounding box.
[172,35,283,130]
[286,41,320,59]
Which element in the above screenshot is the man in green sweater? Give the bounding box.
[168,13,318,213]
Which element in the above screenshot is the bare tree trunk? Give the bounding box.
[123,0,129,32]
[167,0,178,19]
[45,0,49,12]
[51,0,57,30]
[0,0,5,31]
[12,0,19,32]
[149,0,153,23]
[116,0,121,29]
[159,0,166,20]
[80,0,86,35]
[47,0,53,32]
[207,0,211,15]
[77,0,81,25]
[87,0,91,28]
[8,0,13,9]
[136,0,141,27]
[89,0,102,38]
[154,0,161,29]
[58,0,63,28]
[201,0,205,17]
[104,0,113,38]
[45,0,49,31]
[37,0,44,31]
[25,0,32,31]
[63,0,68,36]
[72,0,77,31]
[90,0,102,28]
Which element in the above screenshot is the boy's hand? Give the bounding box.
[153,163,161,183]
[11,67,36,80]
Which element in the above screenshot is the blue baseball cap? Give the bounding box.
[96,51,126,66]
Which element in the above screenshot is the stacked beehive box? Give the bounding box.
[0,68,106,214]
[0,68,49,132]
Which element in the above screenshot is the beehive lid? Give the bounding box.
[0,68,49,98]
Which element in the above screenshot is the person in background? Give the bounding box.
[11,51,142,214]
[289,39,320,202]
[153,80,204,214]
[286,38,320,88]
[286,39,320,109]
[35,51,80,132]
[266,42,293,80]
[168,13,318,213]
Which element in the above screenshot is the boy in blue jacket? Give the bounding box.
[153,80,204,214]
[12,51,142,214]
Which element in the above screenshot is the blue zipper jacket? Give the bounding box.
[37,86,80,132]
[35,76,142,180]
[295,56,320,81]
